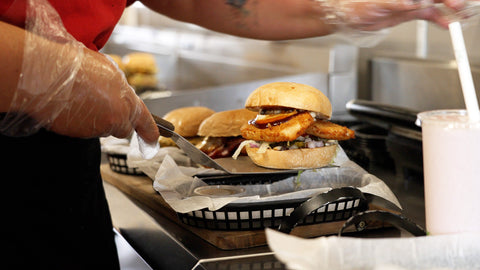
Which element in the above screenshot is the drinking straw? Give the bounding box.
[449,21,480,122]
[416,20,428,59]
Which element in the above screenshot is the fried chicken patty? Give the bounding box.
[306,120,355,141]
[240,112,314,142]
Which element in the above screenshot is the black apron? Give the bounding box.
[3,127,120,269]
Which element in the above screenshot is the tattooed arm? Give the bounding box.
[139,0,472,40]
[138,0,333,40]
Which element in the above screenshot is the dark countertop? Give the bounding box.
[103,159,426,270]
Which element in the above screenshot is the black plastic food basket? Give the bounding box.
[177,187,368,231]
[106,153,144,176]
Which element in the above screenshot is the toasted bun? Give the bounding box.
[245,144,337,169]
[159,135,204,148]
[123,52,158,74]
[127,73,158,89]
[198,109,257,137]
[159,136,176,147]
[245,82,332,118]
[163,106,215,137]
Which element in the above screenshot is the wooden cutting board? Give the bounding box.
[100,164,395,250]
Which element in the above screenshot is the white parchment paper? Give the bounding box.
[266,228,480,270]
[122,141,401,214]
[100,136,131,155]
[101,133,160,160]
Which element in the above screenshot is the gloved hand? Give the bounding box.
[313,0,475,31]
[3,0,159,147]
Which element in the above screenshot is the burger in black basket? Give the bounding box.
[234,82,355,169]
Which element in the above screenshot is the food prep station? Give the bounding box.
[103,166,424,270]
[101,17,480,270]
[103,72,424,270]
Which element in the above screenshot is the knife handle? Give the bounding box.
[151,114,175,137]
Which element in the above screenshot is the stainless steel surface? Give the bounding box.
[103,161,426,270]
[346,99,419,130]
[369,57,480,111]
[104,180,281,270]
[144,73,329,119]
[103,25,358,118]
[115,229,153,270]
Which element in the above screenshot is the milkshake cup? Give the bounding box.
[417,109,480,235]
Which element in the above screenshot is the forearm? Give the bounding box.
[140,0,334,40]
[0,21,25,112]
[0,21,82,114]
[0,20,127,136]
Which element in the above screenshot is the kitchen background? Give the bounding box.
[102,2,480,119]
[100,5,480,268]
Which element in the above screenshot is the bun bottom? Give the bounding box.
[245,144,337,169]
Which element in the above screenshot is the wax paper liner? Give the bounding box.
[144,146,401,214]
[266,228,480,270]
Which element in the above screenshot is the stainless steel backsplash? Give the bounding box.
[369,57,480,111]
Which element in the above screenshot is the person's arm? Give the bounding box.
[0,21,24,113]
[139,0,334,40]
[139,0,474,40]
[0,21,159,143]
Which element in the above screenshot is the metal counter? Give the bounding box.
[103,162,426,270]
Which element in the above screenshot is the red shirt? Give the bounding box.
[0,0,136,51]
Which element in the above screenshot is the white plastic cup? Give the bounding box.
[417,109,480,235]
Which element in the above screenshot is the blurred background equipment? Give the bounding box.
[123,52,159,93]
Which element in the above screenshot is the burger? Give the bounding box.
[196,109,258,159]
[123,52,158,75]
[159,106,215,147]
[123,52,159,91]
[235,82,355,169]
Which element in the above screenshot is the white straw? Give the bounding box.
[416,20,428,59]
[449,21,480,122]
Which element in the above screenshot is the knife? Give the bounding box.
[151,114,227,171]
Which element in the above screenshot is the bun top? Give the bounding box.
[245,82,332,118]
[163,106,215,137]
[198,109,257,137]
[123,52,158,74]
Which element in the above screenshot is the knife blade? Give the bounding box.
[152,114,227,171]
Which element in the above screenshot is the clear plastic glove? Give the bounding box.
[313,0,480,46]
[315,0,479,31]
[2,0,159,147]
